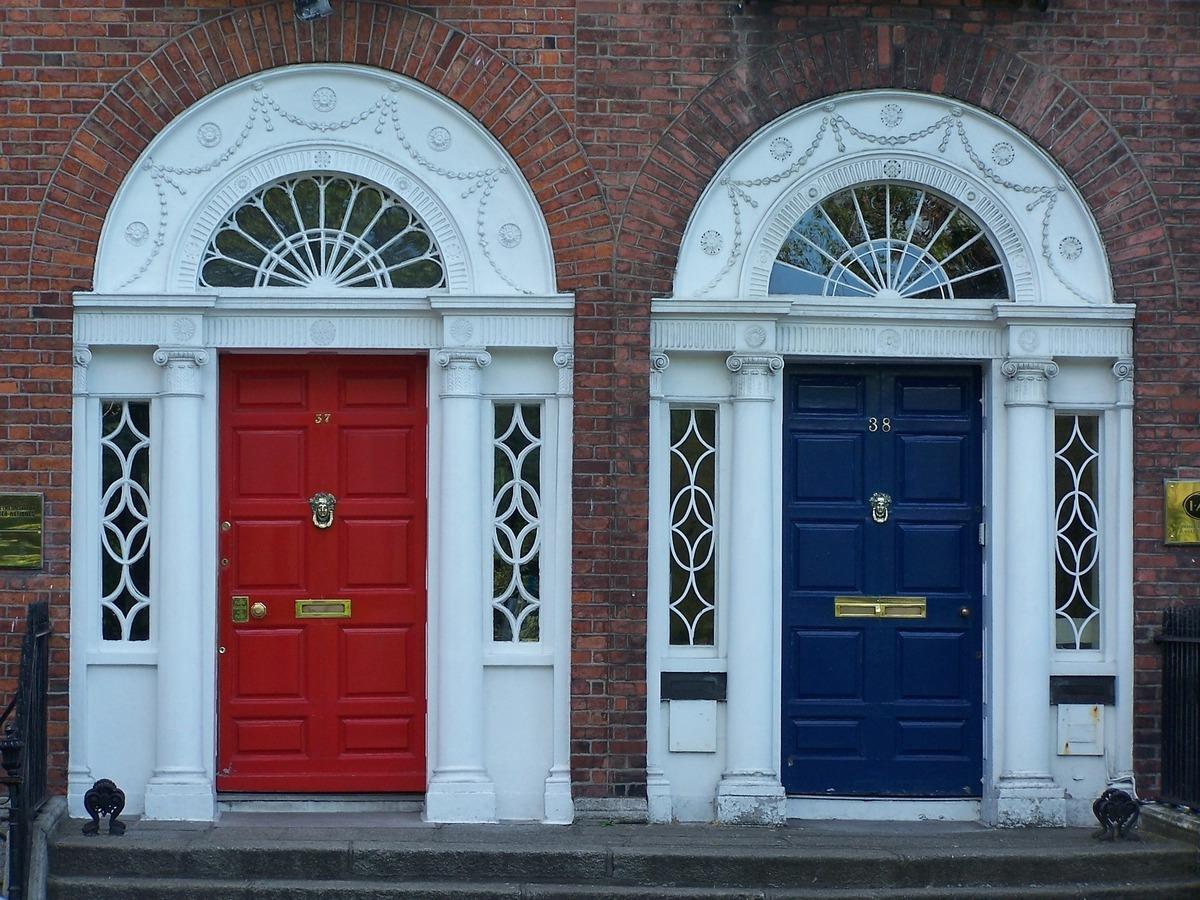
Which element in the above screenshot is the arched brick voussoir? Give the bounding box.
[617,22,1174,305]
[30,0,612,294]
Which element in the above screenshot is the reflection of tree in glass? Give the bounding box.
[770,182,1008,300]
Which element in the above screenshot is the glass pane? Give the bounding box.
[1054,415,1100,650]
[669,408,717,646]
[100,401,151,642]
[492,403,543,643]
[200,174,446,290]
[770,183,1009,300]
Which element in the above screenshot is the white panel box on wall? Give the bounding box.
[1057,704,1104,756]
[669,700,718,753]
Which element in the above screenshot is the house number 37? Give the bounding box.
[868,417,892,432]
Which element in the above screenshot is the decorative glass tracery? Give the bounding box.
[1054,415,1101,650]
[669,408,717,646]
[492,403,542,643]
[100,401,151,642]
[199,174,446,289]
[770,183,1009,300]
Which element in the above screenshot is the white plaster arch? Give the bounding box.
[96,64,557,296]
[674,90,1112,306]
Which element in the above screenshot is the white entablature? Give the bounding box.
[95,64,556,296]
[675,89,1112,307]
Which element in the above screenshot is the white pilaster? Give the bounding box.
[717,354,786,826]
[67,346,94,816]
[994,357,1065,826]
[1110,359,1136,789]
[645,351,673,823]
[426,348,498,823]
[144,347,214,821]
[543,348,576,824]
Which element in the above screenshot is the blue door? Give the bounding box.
[781,365,983,797]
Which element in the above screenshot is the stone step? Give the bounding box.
[45,874,1200,900]
[48,836,1198,890]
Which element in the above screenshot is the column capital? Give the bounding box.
[72,345,92,395]
[649,351,669,400]
[726,354,783,401]
[153,347,209,396]
[435,348,491,397]
[1001,358,1057,406]
[553,348,574,398]
[1112,358,1134,407]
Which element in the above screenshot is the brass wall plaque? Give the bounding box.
[0,493,43,569]
[1165,479,1200,545]
[295,599,351,619]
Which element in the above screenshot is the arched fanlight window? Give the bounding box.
[199,174,446,289]
[769,183,1009,300]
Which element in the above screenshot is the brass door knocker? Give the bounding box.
[868,492,892,524]
[308,491,336,529]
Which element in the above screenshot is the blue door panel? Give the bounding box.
[792,433,864,501]
[783,364,983,797]
[896,525,965,591]
[790,523,864,590]
[897,631,965,699]
[790,628,864,699]
[897,435,967,502]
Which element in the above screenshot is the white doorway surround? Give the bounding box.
[70,64,574,824]
[648,90,1134,827]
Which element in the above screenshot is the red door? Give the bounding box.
[217,355,427,792]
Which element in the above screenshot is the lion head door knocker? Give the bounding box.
[308,491,337,529]
[868,492,892,524]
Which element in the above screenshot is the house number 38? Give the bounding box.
[868,417,892,432]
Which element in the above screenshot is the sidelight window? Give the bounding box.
[770,183,1009,300]
[100,401,151,642]
[1054,414,1101,650]
[491,402,543,643]
[199,173,445,290]
[668,407,717,646]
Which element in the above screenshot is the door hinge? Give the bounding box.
[978,522,986,547]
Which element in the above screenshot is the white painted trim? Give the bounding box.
[787,798,983,822]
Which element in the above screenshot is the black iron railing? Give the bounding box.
[0,601,52,900]
[1158,604,1200,810]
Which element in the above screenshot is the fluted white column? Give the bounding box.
[995,357,1065,826]
[426,348,497,823]
[67,346,94,816]
[543,348,576,824]
[717,354,786,825]
[645,351,673,823]
[1110,359,1136,789]
[144,347,213,821]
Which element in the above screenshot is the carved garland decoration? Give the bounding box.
[701,100,1098,304]
[118,80,530,293]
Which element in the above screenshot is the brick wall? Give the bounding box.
[1,0,1196,801]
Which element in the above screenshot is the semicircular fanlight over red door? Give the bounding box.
[217,354,427,792]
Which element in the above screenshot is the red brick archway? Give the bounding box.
[613,20,1175,798]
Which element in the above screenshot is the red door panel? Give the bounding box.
[218,355,427,792]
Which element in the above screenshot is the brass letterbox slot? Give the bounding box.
[0,493,43,570]
[834,596,926,619]
[231,596,249,623]
[295,599,351,619]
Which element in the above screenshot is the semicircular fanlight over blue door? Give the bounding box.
[770,183,1010,301]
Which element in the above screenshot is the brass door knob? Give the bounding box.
[250,602,267,619]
